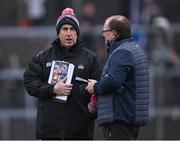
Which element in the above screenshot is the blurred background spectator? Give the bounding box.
[80,1,96,52]
[19,0,47,26]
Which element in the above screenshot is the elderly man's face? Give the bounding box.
[101,21,114,45]
[58,24,78,48]
[102,18,120,47]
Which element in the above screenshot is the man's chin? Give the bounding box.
[64,43,74,48]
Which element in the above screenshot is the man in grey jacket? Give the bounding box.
[86,15,149,140]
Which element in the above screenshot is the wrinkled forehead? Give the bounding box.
[61,24,74,29]
[103,19,110,30]
[103,18,111,30]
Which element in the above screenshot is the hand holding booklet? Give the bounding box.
[48,60,74,101]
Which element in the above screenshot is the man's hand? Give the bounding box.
[85,79,97,94]
[53,77,73,96]
[88,95,97,113]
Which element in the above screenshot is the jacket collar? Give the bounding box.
[108,37,134,54]
[52,38,82,53]
[51,38,83,58]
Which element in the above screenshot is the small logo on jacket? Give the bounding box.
[78,64,85,70]
[46,62,52,67]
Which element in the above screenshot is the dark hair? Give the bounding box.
[108,16,131,39]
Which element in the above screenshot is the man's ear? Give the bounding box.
[112,30,119,40]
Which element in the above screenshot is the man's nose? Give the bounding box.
[67,29,71,35]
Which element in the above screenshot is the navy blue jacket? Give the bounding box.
[94,37,149,126]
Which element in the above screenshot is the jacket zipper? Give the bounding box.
[107,125,112,137]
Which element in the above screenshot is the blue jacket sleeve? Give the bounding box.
[94,49,135,95]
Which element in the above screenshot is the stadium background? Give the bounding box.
[0,0,180,139]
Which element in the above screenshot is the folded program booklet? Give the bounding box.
[48,60,74,101]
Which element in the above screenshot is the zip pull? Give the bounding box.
[109,132,112,137]
[107,125,112,137]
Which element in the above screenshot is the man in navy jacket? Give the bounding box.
[86,15,149,140]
